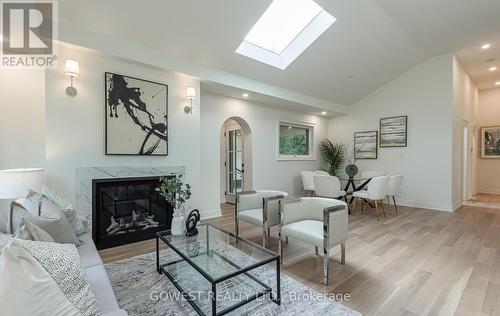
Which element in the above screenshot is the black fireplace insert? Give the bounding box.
[92,176,173,249]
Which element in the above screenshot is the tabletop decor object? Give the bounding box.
[185,209,200,237]
[156,175,192,236]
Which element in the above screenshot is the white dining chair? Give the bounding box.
[279,197,348,285]
[386,175,404,213]
[236,190,288,247]
[361,171,385,178]
[352,176,390,220]
[301,171,316,196]
[313,175,347,200]
[360,170,385,190]
[314,170,330,176]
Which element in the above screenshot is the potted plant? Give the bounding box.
[156,175,192,236]
[320,139,346,176]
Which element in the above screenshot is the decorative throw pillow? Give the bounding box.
[9,201,81,246]
[22,189,42,215]
[42,186,87,236]
[0,240,84,316]
[0,237,100,316]
[0,203,9,234]
[15,218,55,242]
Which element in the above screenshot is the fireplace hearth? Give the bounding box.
[92,176,174,249]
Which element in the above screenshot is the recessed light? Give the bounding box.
[242,93,249,98]
[287,126,292,129]
[490,66,497,72]
[321,111,327,115]
[482,43,491,50]
[496,81,500,86]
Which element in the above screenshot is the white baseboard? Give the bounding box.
[200,209,222,220]
[396,198,456,212]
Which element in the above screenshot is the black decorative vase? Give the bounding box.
[345,164,358,179]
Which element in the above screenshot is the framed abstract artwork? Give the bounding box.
[380,115,407,147]
[481,126,500,158]
[354,131,378,159]
[105,72,168,155]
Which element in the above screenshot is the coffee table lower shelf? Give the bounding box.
[159,257,277,316]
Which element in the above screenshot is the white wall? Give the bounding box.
[0,69,46,169]
[328,54,455,211]
[0,69,46,212]
[475,88,500,194]
[452,56,479,204]
[200,91,328,213]
[44,45,202,212]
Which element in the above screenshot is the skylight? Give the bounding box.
[236,0,336,70]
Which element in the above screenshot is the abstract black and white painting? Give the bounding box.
[105,72,168,155]
[481,126,500,158]
[354,131,378,159]
[380,115,407,147]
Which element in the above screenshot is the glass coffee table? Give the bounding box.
[156,224,280,316]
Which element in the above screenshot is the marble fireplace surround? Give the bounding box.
[76,166,185,234]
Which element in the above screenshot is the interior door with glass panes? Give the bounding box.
[225,125,244,204]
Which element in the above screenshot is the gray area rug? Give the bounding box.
[104,248,361,316]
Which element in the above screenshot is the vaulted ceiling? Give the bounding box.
[58,0,500,106]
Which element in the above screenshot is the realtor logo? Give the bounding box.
[1,1,57,68]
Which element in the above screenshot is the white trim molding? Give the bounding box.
[396,198,459,212]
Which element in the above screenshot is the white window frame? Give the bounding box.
[276,120,316,161]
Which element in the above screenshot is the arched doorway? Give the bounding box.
[220,117,252,204]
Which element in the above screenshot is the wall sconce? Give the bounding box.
[185,86,196,114]
[64,59,80,97]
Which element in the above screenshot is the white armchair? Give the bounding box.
[236,190,288,247]
[279,197,348,285]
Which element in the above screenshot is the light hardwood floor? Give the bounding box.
[100,202,500,316]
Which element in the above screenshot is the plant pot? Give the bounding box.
[171,208,186,236]
[345,164,358,179]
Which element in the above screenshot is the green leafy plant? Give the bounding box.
[156,175,192,210]
[320,139,346,176]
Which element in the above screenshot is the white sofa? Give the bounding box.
[77,233,127,316]
[0,202,126,316]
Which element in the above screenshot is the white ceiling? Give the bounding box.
[58,0,500,105]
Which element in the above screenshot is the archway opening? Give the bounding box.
[220,117,253,204]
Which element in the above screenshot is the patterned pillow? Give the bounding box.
[42,186,87,236]
[0,234,100,316]
[22,190,42,215]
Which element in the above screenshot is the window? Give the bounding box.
[235,0,336,70]
[277,122,315,160]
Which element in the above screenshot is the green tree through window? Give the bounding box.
[279,125,309,155]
